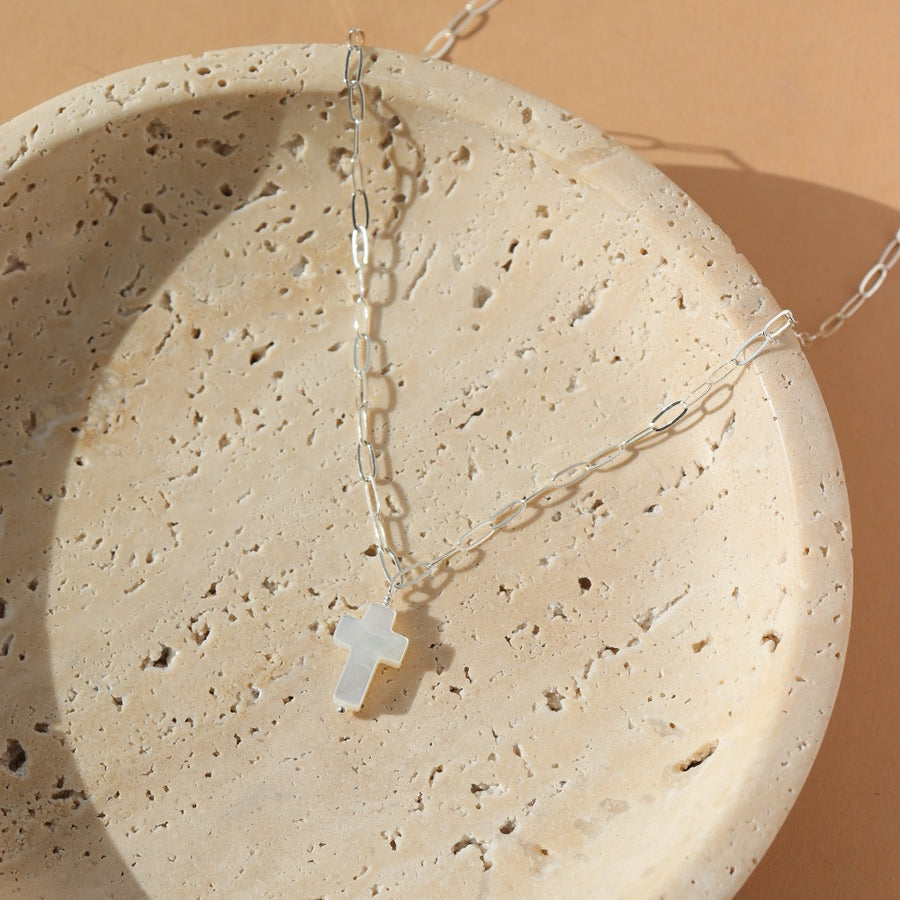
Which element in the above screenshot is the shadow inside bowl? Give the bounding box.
[0,78,304,898]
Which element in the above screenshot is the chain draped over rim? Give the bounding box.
[341,25,896,604]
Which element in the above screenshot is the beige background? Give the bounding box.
[2,2,896,897]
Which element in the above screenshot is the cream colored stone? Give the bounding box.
[0,45,850,898]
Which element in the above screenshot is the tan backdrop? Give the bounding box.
[3,2,897,897]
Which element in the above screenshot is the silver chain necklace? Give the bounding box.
[331,14,899,713]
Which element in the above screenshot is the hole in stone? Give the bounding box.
[282,133,306,159]
[196,137,238,156]
[145,118,172,140]
[451,835,476,854]
[578,576,592,591]
[149,645,175,669]
[676,739,719,773]
[499,818,517,835]
[472,285,493,309]
[4,738,27,774]
[190,617,210,645]
[452,145,471,166]
[761,631,781,652]
[544,689,564,712]
[250,342,274,365]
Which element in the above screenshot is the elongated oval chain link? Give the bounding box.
[423,1,897,343]
[383,311,797,596]
[342,31,899,604]
[342,35,801,604]
[423,0,505,60]
[344,30,401,587]
[797,226,900,345]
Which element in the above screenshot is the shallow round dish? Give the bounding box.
[0,44,850,899]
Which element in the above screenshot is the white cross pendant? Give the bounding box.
[333,603,408,712]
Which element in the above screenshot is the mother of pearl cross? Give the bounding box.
[333,603,408,712]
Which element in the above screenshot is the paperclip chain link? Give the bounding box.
[420,1,897,345]
[797,227,900,345]
[423,0,505,59]
[344,30,402,590]
[341,31,876,604]
[422,2,896,344]
[381,311,797,597]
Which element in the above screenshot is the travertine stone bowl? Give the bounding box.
[0,45,850,899]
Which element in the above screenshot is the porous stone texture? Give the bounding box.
[0,45,851,899]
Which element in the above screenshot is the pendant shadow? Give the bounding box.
[353,600,454,719]
[349,379,743,720]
